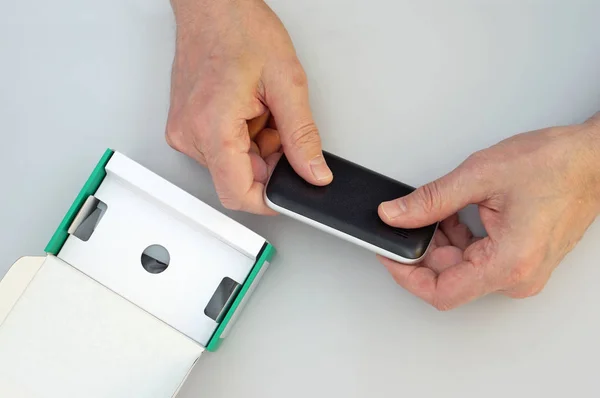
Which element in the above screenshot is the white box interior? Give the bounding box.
[58,152,265,345]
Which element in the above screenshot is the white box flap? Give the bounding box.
[0,255,204,398]
[0,256,45,325]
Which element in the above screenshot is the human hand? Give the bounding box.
[378,114,600,310]
[166,0,332,214]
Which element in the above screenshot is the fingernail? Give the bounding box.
[310,155,333,181]
[381,199,407,219]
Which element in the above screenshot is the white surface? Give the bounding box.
[0,256,45,325]
[2,1,600,397]
[107,151,266,259]
[59,151,256,346]
[0,255,203,398]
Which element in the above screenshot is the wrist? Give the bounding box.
[589,114,600,149]
[171,0,215,28]
[171,0,260,24]
[585,114,600,210]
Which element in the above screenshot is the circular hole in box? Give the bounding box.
[141,244,170,274]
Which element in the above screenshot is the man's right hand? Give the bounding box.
[167,0,333,214]
[377,113,600,310]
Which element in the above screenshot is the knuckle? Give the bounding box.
[506,267,522,286]
[166,110,212,160]
[218,194,242,211]
[506,283,545,299]
[463,150,491,182]
[464,239,494,269]
[505,249,544,286]
[506,262,535,287]
[415,181,443,214]
[285,58,308,88]
[528,283,545,297]
[165,119,185,152]
[464,150,486,166]
[432,298,454,312]
[165,129,181,151]
[220,122,251,152]
[524,284,544,297]
[289,122,321,148]
[506,265,531,286]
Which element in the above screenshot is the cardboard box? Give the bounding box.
[0,149,275,397]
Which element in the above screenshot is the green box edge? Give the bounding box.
[44,148,115,255]
[206,242,275,352]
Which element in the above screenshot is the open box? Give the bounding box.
[0,149,275,397]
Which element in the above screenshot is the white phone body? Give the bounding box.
[264,193,435,264]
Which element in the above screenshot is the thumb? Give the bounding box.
[378,164,488,228]
[263,61,333,186]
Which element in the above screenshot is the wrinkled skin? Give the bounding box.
[167,0,332,215]
[378,116,600,310]
[168,0,600,309]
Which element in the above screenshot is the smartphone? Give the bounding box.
[264,151,438,264]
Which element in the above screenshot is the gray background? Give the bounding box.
[2,0,600,397]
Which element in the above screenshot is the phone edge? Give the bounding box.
[263,189,435,264]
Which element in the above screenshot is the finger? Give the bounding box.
[386,233,461,275]
[265,151,282,174]
[424,229,465,274]
[433,229,450,247]
[434,237,499,309]
[249,151,269,184]
[268,113,278,130]
[423,246,464,274]
[378,162,489,229]
[205,118,276,215]
[379,237,496,310]
[263,61,333,186]
[255,128,281,158]
[248,110,271,140]
[440,214,475,250]
[379,256,439,304]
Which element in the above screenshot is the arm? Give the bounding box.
[589,115,600,205]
